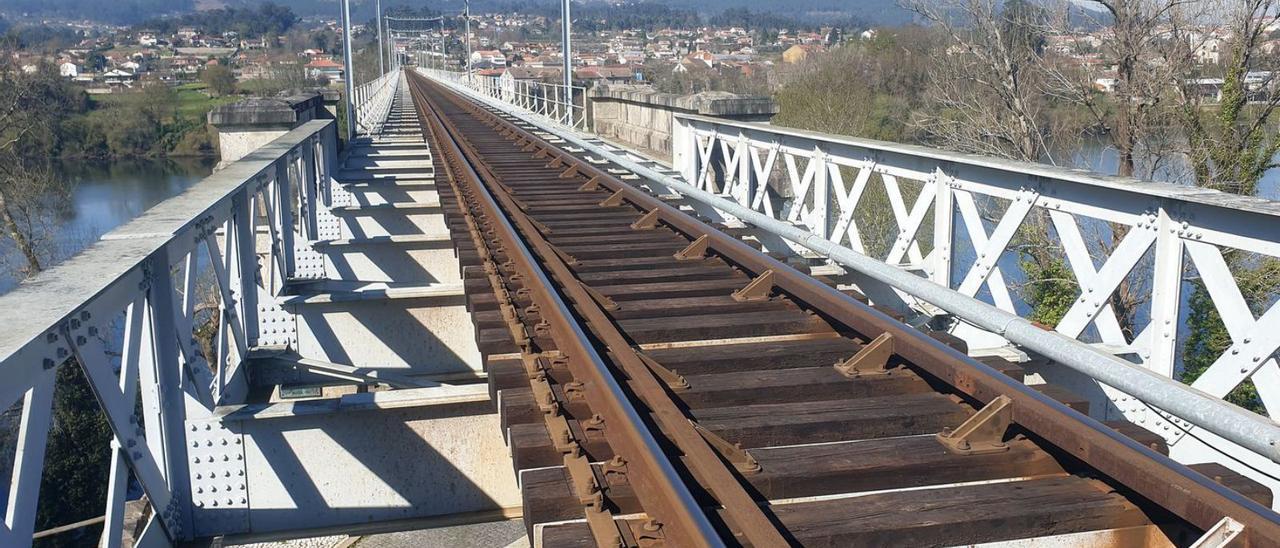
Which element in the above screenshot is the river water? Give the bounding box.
[0,157,215,296]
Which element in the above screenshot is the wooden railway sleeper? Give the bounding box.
[936,395,1014,455]
[833,332,895,378]
[429,88,788,546]
[440,120,639,547]
[413,74,1280,545]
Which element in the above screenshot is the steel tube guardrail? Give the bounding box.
[420,67,587,130]
[420,69,1280,466]
[354,70,401,136]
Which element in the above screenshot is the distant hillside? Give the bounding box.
[658,0,914,26]
[2,0,911,28]
[2,0,195,24]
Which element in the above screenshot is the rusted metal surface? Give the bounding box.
[405,71,1280,547]
[411,74,724,547]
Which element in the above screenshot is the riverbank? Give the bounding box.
[0,156,214,295]
[54,82,237,159]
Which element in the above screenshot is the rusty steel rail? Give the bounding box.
[405,70,1280,546]
[414,81,789,547]
[410,70,728,547]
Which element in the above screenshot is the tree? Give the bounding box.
[34,361,112,547]
[906,0,1093,328]
[907,0,1062,162]
[1077,0,1198,178]
[201,64,236,97]
[1171,0,1280,412]
[0,56,81,275]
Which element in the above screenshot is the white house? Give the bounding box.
[59,62,80,78]
[103,69,137,87]
[138,33,158,47]
[1193,33,1223,65]
[470,50,507,67]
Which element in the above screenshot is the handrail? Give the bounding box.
[419,67,588,131]
[353,70,402,136]
[0,119,339,547]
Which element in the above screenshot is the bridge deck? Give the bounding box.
[399,72,1279,546]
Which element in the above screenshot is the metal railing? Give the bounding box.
[669,113,1280,484]
[418,67,588,131]
[420,69,1280,503]
[0,119,339,547]
[353,70,402,136]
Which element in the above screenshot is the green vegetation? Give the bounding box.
[33,363,113,548]
[1,24,85,52]
[201,64,237,97]
[0,0,193,25]
[138,2,299,39]
[58,82,235,158]
[769,3,1279,415]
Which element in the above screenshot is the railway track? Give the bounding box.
[404,71,1280,547]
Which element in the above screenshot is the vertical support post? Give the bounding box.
[673,116,697,184]
[141,249,192,539]
[101,296,145,548]
[276,158,297,281]
[1148,208,1185,377]
[320,125,336,207]
[376,0,385,77]
[813,149,829,240]
[932,169,954,288]
[3,375,55,546]
[561,0,572,93]
[303,136,319,238]
[232,189,259,350]
[737,134,751,207]
[339,0,356,142]
[464,0,472,84]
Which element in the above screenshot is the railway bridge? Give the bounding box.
[4,67,1280,547]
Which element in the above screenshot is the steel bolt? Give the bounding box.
[43,358,55,370]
